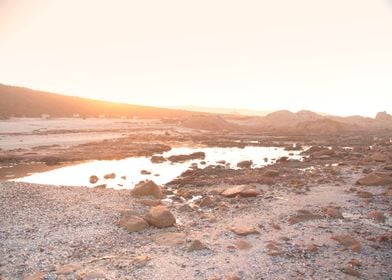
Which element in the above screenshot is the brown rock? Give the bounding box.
[188,240,206,252]
[237,160,253,168]
[231,226,259,236]
[132,180,162,199]
[340,267,361,278]
[371,152,389,162]
[118,215,149,233]
[307,244,318,253]
[141,170,151,175]
[236,239,252,250]
[139,199,161,207]
[221,185,261,198]
[89,175,99,184]
[23,272,45,280]
[357,173,392,186]
[56,264,82,275]
[145,205,176,228]
[168,152,206,163]
[103,173,116,179]
[81,270,106,280]
[153,232,186,246]
[133,256,150,267]
[226,275,241,280]
[384,165,392,170]
[199,196,215,208]
[288,210,323,225]
[356,191,373,198]
[324,207,344,219]
[368,211,386,223]
[349,259,362,267]
[331,234,361,252]
[378,231,392,242]
[150,155,166,163]
[264,169,280,177]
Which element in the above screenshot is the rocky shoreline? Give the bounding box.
[1,156,391,279]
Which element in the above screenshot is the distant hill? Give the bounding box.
[0,84,196,119]
[170,105,273,116]
[1,83,391,135]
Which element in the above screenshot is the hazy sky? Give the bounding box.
[1,0,391,117]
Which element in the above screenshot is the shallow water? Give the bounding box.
[13,146,303,189]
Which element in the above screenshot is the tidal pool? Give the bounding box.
[13,146,304,189]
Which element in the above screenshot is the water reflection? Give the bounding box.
[13,146,303,189]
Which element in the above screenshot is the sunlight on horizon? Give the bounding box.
[1,0,392,117]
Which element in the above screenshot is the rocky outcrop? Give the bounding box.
[167,152,206,163]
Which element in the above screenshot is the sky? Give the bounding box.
[0,0,391,117]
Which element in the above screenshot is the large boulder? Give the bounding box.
[145,206,176,228]
[132,181,162,198]
[221,185,261,198]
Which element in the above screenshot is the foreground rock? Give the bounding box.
[145,205,176,228]
[118,214,149,233]
[221,185,261,198]
[131,180,162,198]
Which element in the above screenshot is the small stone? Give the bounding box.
[199,196,215,208]
[231,226,259,236]
[89,175,99,184]
[236,239,252,250]
[187,240,206,252]
[307,244,318,253]
[324,207,344,219]
[237,160,253,168]
[356,191,373,198]
[340,266,361,278]
[368,211,386,223]
[103,173,116,179]
[133,256,150,267]
[151,156,166,163]
[349,259,362,267]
